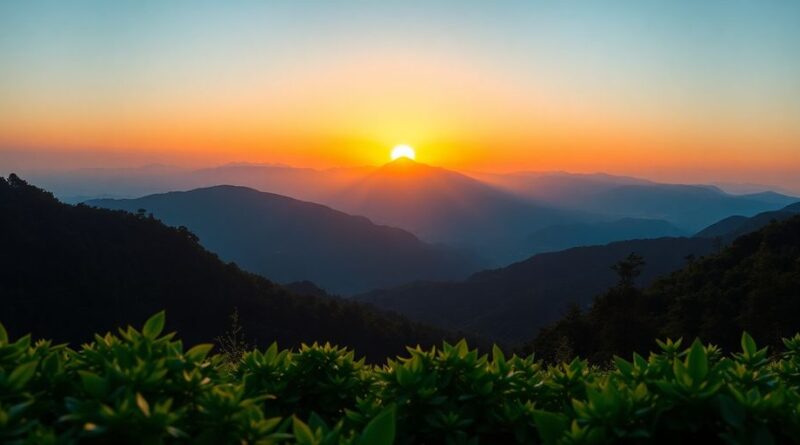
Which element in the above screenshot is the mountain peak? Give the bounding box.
[382,156,425,168]
[370,157,445,181]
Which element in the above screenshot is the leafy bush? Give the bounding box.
[0,313,392,445]
[3,313,800,444]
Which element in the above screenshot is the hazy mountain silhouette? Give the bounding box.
[0,174,459,360]
[570,184,794,231]
[472,171,795,232]
[25,164,189,203]
[695,201,800,242]
[187,163,368,204]
[26,163,366,204]
[88,185,483,294]
[711,182,799,195]
[325,158,586,263]
[468,170,653,203]
[526,218,686,254]
[737,190,799,206]
[28,162,795,262]
[356,236,715,344]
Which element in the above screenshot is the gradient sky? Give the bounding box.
[1,1,799,189]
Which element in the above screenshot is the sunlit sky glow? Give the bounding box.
[1,1,799,190]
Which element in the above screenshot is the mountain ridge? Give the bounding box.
[1,174,463,360]
[695,201,800,242]
[88,184,483,294]
[356,236,716,344]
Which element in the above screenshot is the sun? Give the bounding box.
[390,144,416,161]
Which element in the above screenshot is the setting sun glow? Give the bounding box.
[1,2,799,191]
[391,145,416,161]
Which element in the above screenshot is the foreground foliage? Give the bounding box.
[3,313,800,444]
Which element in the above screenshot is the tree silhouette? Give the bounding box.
[530,215,800,362]
[611,253,645,289]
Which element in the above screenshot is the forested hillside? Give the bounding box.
[0,174,455,360]
[358,237,715,344]
[533,215,800,362]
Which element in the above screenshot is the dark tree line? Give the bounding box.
[0,174,464,362]
[530,215,800,362]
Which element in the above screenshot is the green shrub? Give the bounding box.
[3,312,800,444]
[237,342,370,423]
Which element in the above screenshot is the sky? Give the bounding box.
[1,1,799,190]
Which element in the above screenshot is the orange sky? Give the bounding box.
[1,1,799,191]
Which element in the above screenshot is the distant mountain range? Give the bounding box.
[473,171,797,230]
[26,161,797,264]
[695,201,800,242]
[526,217,687,254]
[88,185,483,295]
[357,198,800,345]
[356,237,716,345]
[466,170,653,203]
[322,158,584,263]
[1,175,458,360]
[571,184,796,231]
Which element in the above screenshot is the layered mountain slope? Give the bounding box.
[526,218,686,254]
[0,174,456,360]
[473,171,794,232]
[357,236,716,344]
[326,158,585,263]
[468,171,652,203]
[573,184,790,231]
[31,162,794,264]
[89,185,482,294]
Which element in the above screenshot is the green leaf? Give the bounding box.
[492,344,506,366]
[533,410,569,445]
[0,322,7,344]
[614,356,633,376]
[395,364,414,387]
[142,311,166,339]
[455,339,469,357]
[718,394,745,429]
[136,393,151,417]
[8,400,33,419]
[741,332,757,357]
[79,371,108,398]
[42,352,61,375]
[673,359,687,384]
[186,343,214,361]
[686,339,708,382]
[166,426,189,439]
[292,416,316,445]
[633,353,647,368]
[13,335,31,351]
[307,412,329,431]
[9,361,38,390]
[358,406,396,445]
